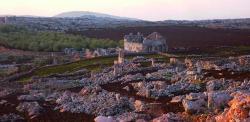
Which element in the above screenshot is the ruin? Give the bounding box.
[118,49,125,64]
[151,58,155,67]
[124,32,168,53]
[114,48,125,65]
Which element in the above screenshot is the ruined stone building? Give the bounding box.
[124,32,168,53]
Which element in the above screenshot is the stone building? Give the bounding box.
[124,32,168,53]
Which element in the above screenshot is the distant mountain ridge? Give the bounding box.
[54,11,140,21]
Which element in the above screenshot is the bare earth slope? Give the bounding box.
[69,26,250,49]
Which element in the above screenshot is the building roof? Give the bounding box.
[124,32,144,43]
[146,32,165,40]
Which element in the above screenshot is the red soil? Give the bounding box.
[68,26,250,49]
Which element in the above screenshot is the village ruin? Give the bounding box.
[124,32,168,53]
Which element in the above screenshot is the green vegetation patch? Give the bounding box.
[19,54,169,82]
[0,25,122,51]
[33,56,116,76]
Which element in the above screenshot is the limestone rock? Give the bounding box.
[207,91,232,110]
[18,94,44,101]
[0,113,24,122]
[171,95,185,103]
[182,93,207,114]
[153,113,183,122]
[16,102,44,119]
[0,100,8,105]
[206,80,222,92]
[123,86,130,92]
[0,89,15,98]
[94,116,116,122]
[186,92,207,100]
[116,112,151,122]
[215,91,250,122]
[134,100,145,112]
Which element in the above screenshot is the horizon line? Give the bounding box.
[1,11,250,22]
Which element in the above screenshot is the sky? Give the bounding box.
[0,0,250,21]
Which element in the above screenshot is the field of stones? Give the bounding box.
[1,53,250,122]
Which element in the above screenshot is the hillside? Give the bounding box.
[54,11,138,20]
[68,25,250,49]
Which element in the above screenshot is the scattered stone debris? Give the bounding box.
[2,54,250,121]
[16,102,44,119]
[0,113,24,122]
[55,90,134,116]
[0,99,8,105]
[152,113,183,122]
[182,93,207,114]
[94,116,116,122]
[0,89,15,98]
[215,91,250,122]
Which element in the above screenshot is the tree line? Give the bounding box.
[0,25,122,52]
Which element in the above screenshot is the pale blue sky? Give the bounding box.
[0,0,250,21]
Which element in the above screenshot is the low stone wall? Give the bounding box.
[0,53,162,82]
[1,68,37,82]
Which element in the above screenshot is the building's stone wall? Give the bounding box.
[124,32,168,53]
[124,41,144,52]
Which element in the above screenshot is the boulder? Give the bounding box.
[186,92,207,100]
[123,86,130,92]
[215,91,250,122]
[134,100,146,112]
[56,91,72,104]
[18,94,44,101]
[16,102,44,119]
[206,80,222,92]
[94,116,116,122]
[182,93,207,114]
[0,100,8,105]
[0,89,14,98]
[45,92,60,102]
[0,113,24,122]
[171,95,185,103]
[79,87,91,96]
[152,113,183,122]
[182,99,206,114]
[207,91,232,110]
[116,112,151,122]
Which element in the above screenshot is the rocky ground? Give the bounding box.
[1,55,250,122]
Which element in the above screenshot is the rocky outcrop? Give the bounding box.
[55,90,134,116]
[115,112,151,122]
[18,94,44,101]
[171,95,185,103]
[134,100,146,112]
[215,91,250,122]
[206,80,223,92]
[16,102,44,119]
[0,113,24,122]
[207,91,232,110]
[152,113,183,122]
[151,82,202,98]
[94,116,116,122]
[182,93,207,114]
[45,92,61,102]
[0,100,8,105]
[0,89,15,98]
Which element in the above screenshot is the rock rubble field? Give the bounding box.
[1,55,250,122]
